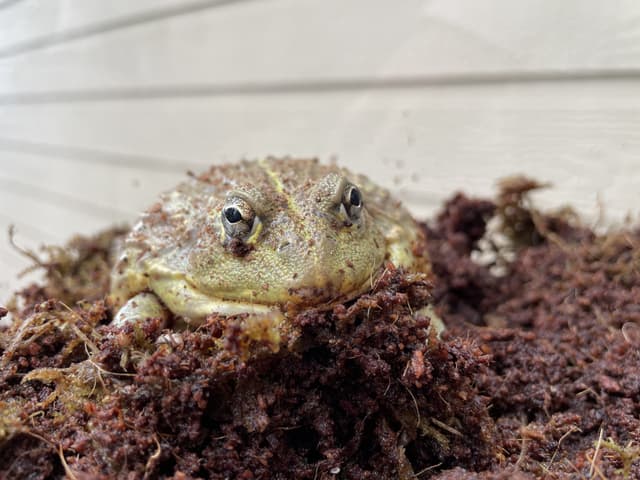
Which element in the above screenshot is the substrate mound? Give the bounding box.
[1,179,640,479]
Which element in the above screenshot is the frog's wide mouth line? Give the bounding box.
[2,180,639,479]
[148,267,385,320]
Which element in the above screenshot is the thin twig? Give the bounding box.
[414,462,443,477]
[58,301,101,355]
[589,426,605,478]
[58,444,79,480]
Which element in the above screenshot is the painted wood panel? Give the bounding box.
[1,0,640,95]
[1,81,637,226]
[0,0,196,49]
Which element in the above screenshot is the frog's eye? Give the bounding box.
[341,184,363,221]
[221,197,256,239]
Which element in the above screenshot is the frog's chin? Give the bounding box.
[151,273,374,326]
[162,293,283,325]
[163,293,350,325]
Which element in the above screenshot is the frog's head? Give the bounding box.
[188,165,386,309]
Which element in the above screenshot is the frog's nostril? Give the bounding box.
[277,241,291,252]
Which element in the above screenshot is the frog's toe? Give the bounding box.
[155,332,184,348]
[415,304,445,340]
[112,292,169,328]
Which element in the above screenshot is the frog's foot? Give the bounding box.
[155,331,184,348]
[112,292,170,328]
[415,304,445,340]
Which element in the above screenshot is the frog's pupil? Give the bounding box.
[224,207,242,223]
[349,188,362,207]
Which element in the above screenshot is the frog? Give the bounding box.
[109,157,440,345]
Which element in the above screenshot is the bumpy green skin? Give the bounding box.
[110,158,430,325]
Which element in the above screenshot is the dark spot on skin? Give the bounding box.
[292,273,298,279]
[0,307,7,318]
[346,260,355,269]
[278,241,291,251]
[227,237,255,257]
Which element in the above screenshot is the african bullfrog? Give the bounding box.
[109,158,439,343]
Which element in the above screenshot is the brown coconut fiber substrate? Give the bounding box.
[1,178,640,479]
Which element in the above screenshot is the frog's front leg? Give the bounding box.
[112,291,170,328]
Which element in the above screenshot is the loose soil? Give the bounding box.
[1,178,639,479]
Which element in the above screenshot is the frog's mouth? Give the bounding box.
[148,265,381,325]
[150,274,279,320]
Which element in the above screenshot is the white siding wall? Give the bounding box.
[1,0,640,300]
